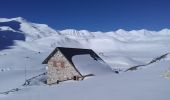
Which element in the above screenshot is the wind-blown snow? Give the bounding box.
[0,17,170,100]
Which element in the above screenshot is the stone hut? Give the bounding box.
[42,47,104,85]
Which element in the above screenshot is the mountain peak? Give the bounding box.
[0,17,26,22]
[12,17,26,22]
[116,29,127,33]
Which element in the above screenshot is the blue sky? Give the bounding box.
[0,0,170,31]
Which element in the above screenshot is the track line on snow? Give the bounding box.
[125,53,169,72]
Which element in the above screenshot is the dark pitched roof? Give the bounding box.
[42,47,103,64]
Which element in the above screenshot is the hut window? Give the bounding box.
[53,61,65,68]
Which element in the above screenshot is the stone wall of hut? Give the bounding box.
[47,50,82,84]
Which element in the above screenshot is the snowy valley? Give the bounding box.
[0,17,170,100]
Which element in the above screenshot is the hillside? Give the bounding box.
[0,17,170,100]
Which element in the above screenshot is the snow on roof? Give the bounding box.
[72,54,113,76]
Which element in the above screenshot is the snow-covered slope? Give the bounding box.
[1,17,170,52]
[0,17,60,41]
[0,17,170,68]
[0,17,170,100]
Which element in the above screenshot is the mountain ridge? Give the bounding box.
[1,17,170,39]
[0,17,170,52]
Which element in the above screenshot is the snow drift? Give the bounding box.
[72,54,113,76]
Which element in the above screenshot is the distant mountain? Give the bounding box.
[0,17,60,41]
[0,17,170,51]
